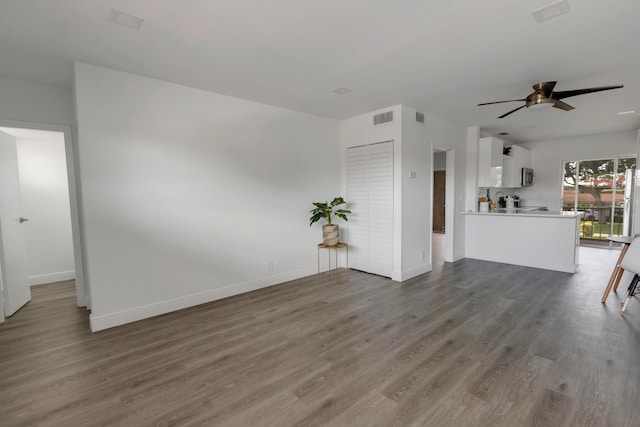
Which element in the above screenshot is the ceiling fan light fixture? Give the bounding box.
[526,96,555,111]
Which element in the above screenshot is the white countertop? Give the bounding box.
[463,208,583,219]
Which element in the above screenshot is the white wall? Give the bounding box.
[519,130,638,211]
[400,105,432,278]
[340,105,403,280]
[433,151,446,170]
[15,133,75,285]
[0,75,74,126]
[339,105,463,278]
[0,77,87,308]
[426,118,469,262]
[74,63,340,331]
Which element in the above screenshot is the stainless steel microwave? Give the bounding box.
[521,168,534,187]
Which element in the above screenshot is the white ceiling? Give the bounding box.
[0,0,639,143]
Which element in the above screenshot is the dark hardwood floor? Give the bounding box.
[1,245,640,426]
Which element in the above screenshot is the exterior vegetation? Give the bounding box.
[562,156,636,241]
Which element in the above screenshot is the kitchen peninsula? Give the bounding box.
[464,209,583,273]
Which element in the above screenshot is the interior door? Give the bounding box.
[346,145,370,273]
[0,130,31,317]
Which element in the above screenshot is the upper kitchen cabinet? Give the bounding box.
[478,137,504,187]
[502,145,531,188]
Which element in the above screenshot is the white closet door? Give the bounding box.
[346,141,393,277]
[346,146,370,272]
[368,142,394,276]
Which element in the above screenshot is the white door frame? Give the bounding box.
[444,149,455,262]
[0,118,88,310]
[0,281,4,322]
[431,147,456,264]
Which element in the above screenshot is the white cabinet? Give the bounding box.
[465,212,580,273]
[502,145,531,188]
[478,137,531,188]
[478,137,504,187]
[346,141,394,278]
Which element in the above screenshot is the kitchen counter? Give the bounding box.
[464,210,582,273]
[464,208,582,218]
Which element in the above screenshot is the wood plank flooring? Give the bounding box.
[2,246,640,426]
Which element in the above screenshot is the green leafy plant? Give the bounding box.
[309,197,351,226]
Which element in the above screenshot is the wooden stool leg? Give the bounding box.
[613,243,630,292]
[602,244,630,302]
[612,267,625,292]
[602,273,618,303]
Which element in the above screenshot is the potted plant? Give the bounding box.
[309,197,351,246]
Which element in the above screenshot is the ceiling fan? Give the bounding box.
[478,81,623,118]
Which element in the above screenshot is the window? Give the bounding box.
[562,156,636,242]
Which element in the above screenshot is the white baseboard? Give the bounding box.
[29,270,76,286]
[452,252,465,262]
[398,263,432,282]
[89,266,316,332]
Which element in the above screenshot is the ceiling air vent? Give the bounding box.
[416,111,425,124]
[373,111,393,126]
[108,8,144,30]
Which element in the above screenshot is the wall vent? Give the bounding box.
[373,111,393,126]
[415,111,425,124]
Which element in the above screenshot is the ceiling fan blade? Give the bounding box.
[478,99,526,106]
[552,100,575,111]
[498,104,526,119]
[553,84,623,100]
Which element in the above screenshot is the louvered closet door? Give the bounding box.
[346,145,369,272]
[368,142,394,276]
[346,141,393,277]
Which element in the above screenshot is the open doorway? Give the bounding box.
[0,121,86,323]
[2,128,75,283]
[432,149,446,267]
[433,150,446,234]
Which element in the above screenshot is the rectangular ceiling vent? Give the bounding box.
[531,0,570,23]
[373,111,393,126]
[416,111,425,124]
[108,8,144,30]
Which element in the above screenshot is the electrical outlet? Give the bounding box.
[268,260,274,272]
[420,250,425,259]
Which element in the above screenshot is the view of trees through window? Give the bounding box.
[562,156,636,242]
